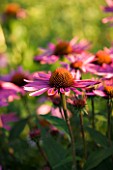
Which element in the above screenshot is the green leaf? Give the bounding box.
[84,146,113,170]
[86,127,110,148]
[40,115,69,135]
[40,127,71,170]
[9,118,28,139]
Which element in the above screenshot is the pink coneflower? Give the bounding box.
[0,67,31,93]
[0,113,19,130]
[87,48,113,75]
[24,68,99,96]
[34,37,91,64]
[102,0,113,25]
[90,64,113,78]
[94,49,113,65]
[2,3,26,20]
[0,81,21,107]
[0,53,8,68]
[61,52,95,78]
[93,77,113,98]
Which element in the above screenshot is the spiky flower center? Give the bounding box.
[5,3,20,15]
[73,99,86,108]
[54,41,73,55]
[104,86,113,98]
[11,72,28,87]
[95,50,111,65]
[49,68,74,88]
[70,61,83,69]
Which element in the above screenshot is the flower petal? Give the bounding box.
[29,88,49,96]
[47,88,58,96]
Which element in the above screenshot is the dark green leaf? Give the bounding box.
[40,115,69,135]
[84,146,113,170]
[40,127,71,170]
[9,118,28,139]
[86,127,110,148]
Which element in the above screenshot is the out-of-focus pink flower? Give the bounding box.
[34,37,91,64]
[61,51,95,78]
[0,67,31,94]
[2,3,27,20]
[24,68,98,97]
[37,104,51,115]
[0,81,21,107]
[102,0,113,25]
[87,48,113,75]
[93,77,113,98]
[90,64,113,78]
[0,53,8,68]
[0,113,19,130]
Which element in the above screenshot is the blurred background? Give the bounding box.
[0,0,113,71]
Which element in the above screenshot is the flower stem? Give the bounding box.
[79,111,87,159]
[107,98,112,144]
[36,140,52,170]
[60,93,77,170]
[91,97,95,129]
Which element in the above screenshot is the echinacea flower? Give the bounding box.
[24,68,99,96]
[0,113,19,130]
[34,37,91,64]
[0,67,31,93]
[2,3,26,20]
[90,64,113,78]
[93,77,113,98]
[87,48,113,75]
[0,53,8,68]
[67,96,87,109]
[102,0,113,26]
[0,81,21,107]
[61,51,95,78]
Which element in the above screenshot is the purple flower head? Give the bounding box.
[87,48,113,75]
[0,81,21,107]
[61,51,95,77]
[2,3,27,22]
[0,53,8,68]
[0,67,31,94]
[91,64,113,78]
[102,0,113,25]
[24,68,99,97]
[34,37,91,64]
[93,77,113,98]
[0,113,19,130]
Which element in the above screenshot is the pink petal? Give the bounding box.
[29,88,49,96]
[60,88,65,93]
[47,88,58,96]
[93,90,107,97]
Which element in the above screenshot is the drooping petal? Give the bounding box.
[60,88,65,93]
[29,88,49,96]
[47,88,58,96]
[93,90,107,97]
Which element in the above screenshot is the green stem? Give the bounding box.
[107,98,112,144]
[79,111,87,159]
[91,97,95,129]
[36,141,52,170]
[60,93,77,170]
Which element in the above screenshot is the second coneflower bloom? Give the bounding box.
[24,68,99,96]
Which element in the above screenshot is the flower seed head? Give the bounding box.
[11,72,28,87]
[70,61,83,69]
[49,68,74,88]
[104,85,113,98]
[95,50,112,65]
[54,41,73,55]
